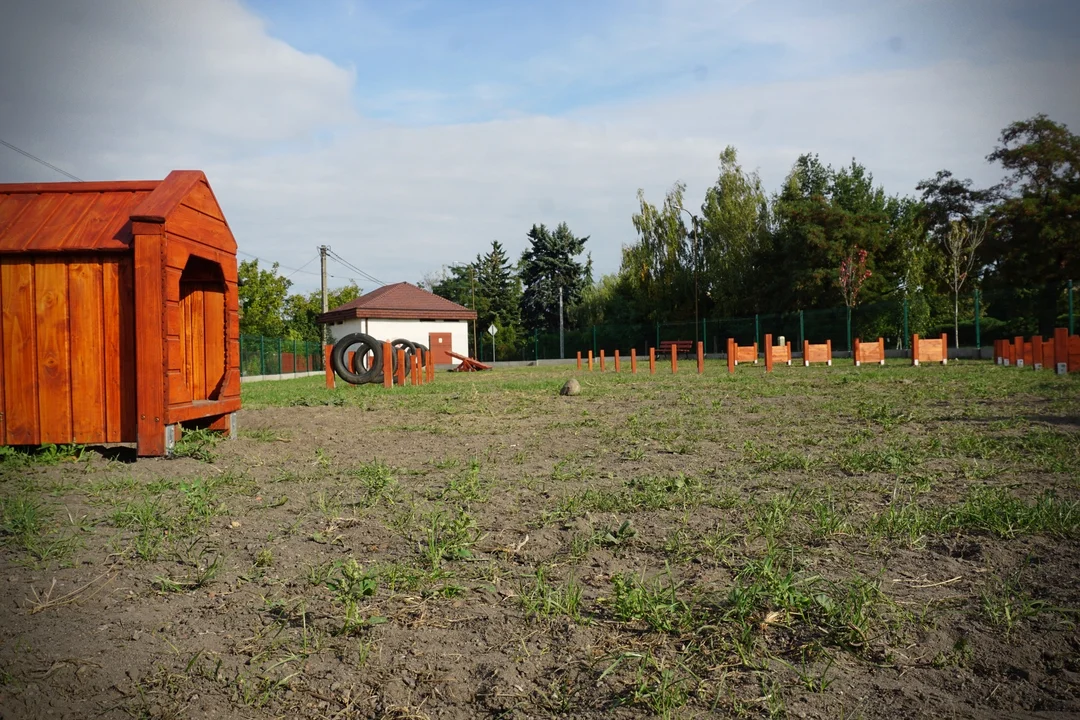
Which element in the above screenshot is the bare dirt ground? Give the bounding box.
[1,361,1079,719]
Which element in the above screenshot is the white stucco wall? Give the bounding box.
[326,318,471,365]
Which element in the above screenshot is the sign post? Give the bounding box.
[487,324,498,365]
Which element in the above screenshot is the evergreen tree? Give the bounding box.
[519,223,591,330]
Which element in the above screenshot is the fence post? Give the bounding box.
[798,310,804,349]
[293,338,298,374]
[259,336,266,376]
[902,298,910,351]
[1069,279,1075,335]
[846,306,852,353]
[974,288,981,349]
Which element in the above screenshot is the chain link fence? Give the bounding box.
[239,336,325,377]
[513,280,1076,362]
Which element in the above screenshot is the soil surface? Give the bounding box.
[1,361,1078,719]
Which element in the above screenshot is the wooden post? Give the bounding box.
[753,342,759,364]
[877,337,885,365]
[325,344,335,389]
[588,350,593,371]
[600,349,606,372]
[803,340,809,367]
[382,342,392,387]
[728,338,735,374]
[396,348,406,385]
[1014,335,1025,368]
[427,347,435,382]
[1032,335,1043,370]
[576,351,582,370]
[670,344,677,374]
[764,334,773,373]
[941,333,948,365]
[614,350,620,373]
[631,348,637,374]
[825,339,832,366]
[697,341,704,374]
[134,225,166,456]
[853,337,860,367]
[1054,327,1068,374]
[649,348,656,374]
[786,342,793,365]
[912,334,920,366]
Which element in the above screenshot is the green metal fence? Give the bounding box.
[239,336,325,377]
[513,280,1077,362]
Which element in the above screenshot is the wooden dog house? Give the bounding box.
[0,170,240,456]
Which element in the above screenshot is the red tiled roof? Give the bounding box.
[0,171,214,253]
[318,282,477,323]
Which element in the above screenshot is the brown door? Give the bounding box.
[429,332,452,364]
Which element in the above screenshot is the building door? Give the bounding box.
[177,256,226,403]
[428,332,452,364]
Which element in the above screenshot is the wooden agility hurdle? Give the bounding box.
[853,337,885,367]
[912,333,947,366]
[763,334,792,373]
[803,340,832,366]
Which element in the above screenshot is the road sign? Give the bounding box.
[487,325,498,337]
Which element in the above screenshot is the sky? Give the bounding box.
[1,0,1078,294]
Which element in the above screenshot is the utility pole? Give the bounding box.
[557,282,565,358]
[470,266,478,359]
[320,245,329,345]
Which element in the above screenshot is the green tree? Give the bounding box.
[475,241,523,356]
[623,183,692,321]
[519,222,591,330]
[238,259,292,338]
[283,282,362,343]
[700,146,769,316]
[983,114,1080,333]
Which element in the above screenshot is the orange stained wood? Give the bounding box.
[696,341,704,374]
[614,350,620,372]
[576,351,582,370]
[396,349,406,385]
[428,332,452,365]
[1014,336,1026,367]
[1068,334,1080,372]
[600,349,606,372]
[326,344,336,389]
[631,349,637,374]
[803,341,832,366]
[727,338,735,374]
[670,344,677,373]
[733,342,757,364]
[68,260,106,442]
[427,346,435,382]
[913,333,947,365]
[649,347,656,374]
[854,337,885,366]
[35,257,72,444]
[764,334,774,373]
[1031,336,1043,369]
[587,350,593,371]
[1,259,38,444]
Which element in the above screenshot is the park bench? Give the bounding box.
[658,340,695,358]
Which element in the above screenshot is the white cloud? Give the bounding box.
[1,0,1078,295]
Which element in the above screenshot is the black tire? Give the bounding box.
[331,333,383,385]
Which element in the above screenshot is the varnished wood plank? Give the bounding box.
[35,257,72,443]
[167,396,241,425]
[134,232,166,455]
[181,180,226,222]
[166,302,182,338]
[1,180,156,194]
[165,267,182,303]
[130,171,205,222]
[7,194,66,251]
[68,260,106,443]
[164,204,236,253]
[1,261,39,443]
[0,194,38,243]
[102,260,123,442]
[64,191,142,251]
[0,259,4,442]
[203,286,226,399]
[30,193,97,251]
[165,241,190,271]
[117,257,138,441]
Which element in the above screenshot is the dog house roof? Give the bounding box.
[0,170,235,254]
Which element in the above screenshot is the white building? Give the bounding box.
[317,282,476,366]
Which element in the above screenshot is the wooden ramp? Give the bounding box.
[447,351,492,372]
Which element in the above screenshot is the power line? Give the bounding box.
[0,138,83,182]
[285,255,319,279]
[236,249,357,283]
[326,249,386,286]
